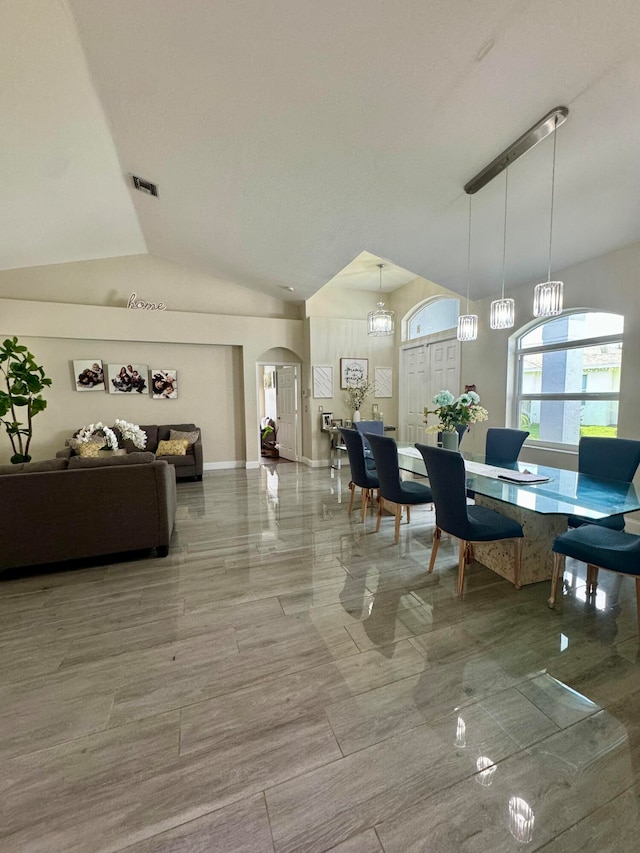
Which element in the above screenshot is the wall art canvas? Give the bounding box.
[107,363,148,394]
[340,358,368,388]
[375,367,393,398]
[73,359,105,391]
[312,365,333,398]
[150,369,178,399]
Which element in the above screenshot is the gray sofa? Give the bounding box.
[0,453,176,571]
[59,423,203,481]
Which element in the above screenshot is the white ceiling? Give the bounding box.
[3,1,640,301]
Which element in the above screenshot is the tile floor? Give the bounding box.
[1,463,640,851]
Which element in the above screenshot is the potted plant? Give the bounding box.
[0,337,52,463]
[345,380,374,422]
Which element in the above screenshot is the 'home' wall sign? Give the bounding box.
[127,292,167,311]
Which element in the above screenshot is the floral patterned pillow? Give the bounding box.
[156,438,189,457]
[77,440,103,457]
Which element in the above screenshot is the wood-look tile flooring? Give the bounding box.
[2,464,640,851]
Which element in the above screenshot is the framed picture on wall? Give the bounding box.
[375,367,393,398]
[312,365,333,398]
[73,359,105,391]
[150,369,178,399]
[340,358,368,388]
[107,363,148,394]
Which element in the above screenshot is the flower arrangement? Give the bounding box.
[114,419,147,449]
[424,390,488,433]
[345,380,374,412]
[69,419,146,451]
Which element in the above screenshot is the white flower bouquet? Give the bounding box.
[69,419,146,451]
[424,390,488,433]
[114,419,147,449]
[345,380,374,412]
[69,422,119,451]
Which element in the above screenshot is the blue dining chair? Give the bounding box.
[367,433,433,544]
[354,420,384,456]
[416,443,524,594]
[568,437,640,531]
[339,428,380,523]
[485,428,529,466]
[549,524,640,628]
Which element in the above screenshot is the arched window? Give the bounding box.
[513,311,624,447]
[406,297,460,341]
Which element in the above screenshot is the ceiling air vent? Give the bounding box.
[131,175,159,197]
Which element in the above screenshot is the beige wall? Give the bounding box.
[0,254,302,320]
[0,297,304,467]
[0,335,244,465]
[306,316,396,464]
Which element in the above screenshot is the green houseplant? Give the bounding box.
[0,337,52,463]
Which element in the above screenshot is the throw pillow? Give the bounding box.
[77,440,103,458]
[169,428,199,445]
[156,438,189,457]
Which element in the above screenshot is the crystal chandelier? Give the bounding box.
[489,166,515,330]
[367,263,394,336]
[533,115,564,317]
[457,195,478,341]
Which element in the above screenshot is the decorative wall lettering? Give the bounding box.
[127,292,166,311]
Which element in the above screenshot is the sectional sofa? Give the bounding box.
[0,453,176,571]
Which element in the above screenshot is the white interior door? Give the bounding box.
[276,365,298,461]
[400,344,427,443]
[429,338,460,396]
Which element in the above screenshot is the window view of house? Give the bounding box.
[515,312,623,445]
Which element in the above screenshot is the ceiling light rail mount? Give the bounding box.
[464,107,568,196]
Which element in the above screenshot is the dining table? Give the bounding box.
[396,444,640,587]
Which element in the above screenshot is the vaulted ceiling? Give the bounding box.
[3,0,640,301]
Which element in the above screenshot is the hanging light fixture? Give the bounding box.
[457,194,478,342]
[533,115,564,316]
[367,263,394,336]
[489,165,515,330]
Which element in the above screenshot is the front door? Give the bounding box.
[401,344,427,444]
[400,337,460,444]
[275,365,298,461]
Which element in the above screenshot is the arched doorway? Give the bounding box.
[256,347,301,461]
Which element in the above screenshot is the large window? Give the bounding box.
[407,297,459,341]
[514,311,623,446]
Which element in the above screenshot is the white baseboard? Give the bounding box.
[246,461,261,470]
[203,461,245,471]
[300,456,330,468]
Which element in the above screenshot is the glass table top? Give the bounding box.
[396,445,640,520]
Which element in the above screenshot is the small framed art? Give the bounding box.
[374,367,392,398]
[312,365,333,398]
[321,412,333,430]
[151,369,178,399]
[73,360,105,391]
[107,363,148,394]
[340,358,368,388]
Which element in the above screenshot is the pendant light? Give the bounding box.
[367,263,394,336]
[533,115,563,316]
[457,194,478,341]
[489,166,515,329]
